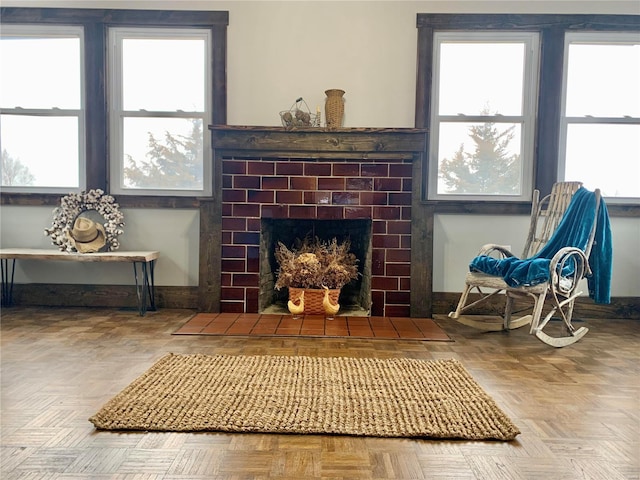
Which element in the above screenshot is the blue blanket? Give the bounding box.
[469,187,612,304]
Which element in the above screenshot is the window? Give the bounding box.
[417,14,640,208]
[0,7,228,204]
[559,32,640,203]
[109,28,212,196]
[428,32,539,201]
[1,25,85,193]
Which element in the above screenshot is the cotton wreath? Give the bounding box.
[44,189,125,252]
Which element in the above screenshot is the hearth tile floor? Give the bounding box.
[173,312,452,341]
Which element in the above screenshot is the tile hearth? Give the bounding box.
[174,312,452,341]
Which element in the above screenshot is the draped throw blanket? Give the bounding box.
[469,187,612,304]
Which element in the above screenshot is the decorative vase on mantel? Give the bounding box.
[324,89,345,130]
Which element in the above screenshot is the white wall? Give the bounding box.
[434,215,640,297]
[1,1,639,295]
[0,206,199,286]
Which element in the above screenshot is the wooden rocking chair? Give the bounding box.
[448,181,611,347]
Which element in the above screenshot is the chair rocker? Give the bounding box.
[448,181,607,347]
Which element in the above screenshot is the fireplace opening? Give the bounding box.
[259,219,372,315]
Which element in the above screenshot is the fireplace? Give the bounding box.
[201,126,430,317]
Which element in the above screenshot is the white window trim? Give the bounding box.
[428,31,539,202]
[108,27,212,197]
[558,31,640,205]
[0,24,86,194]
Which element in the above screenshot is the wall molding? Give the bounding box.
[7,284,638,320]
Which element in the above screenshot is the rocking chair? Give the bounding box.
[448,181,612,347]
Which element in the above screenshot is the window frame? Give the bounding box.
[428,31,540,201]
[416,13,640,215]
[0,24,86,194]
[108,26,213,197]
[558,31,640,204]
[0,7,228,208]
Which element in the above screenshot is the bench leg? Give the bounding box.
[147,260,157,311]
[1,259,16,307]
[132,260,157,316]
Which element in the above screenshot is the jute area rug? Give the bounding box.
[90,353,520,441]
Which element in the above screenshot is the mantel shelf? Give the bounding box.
[209,125,428,134]
[209,125,428,157]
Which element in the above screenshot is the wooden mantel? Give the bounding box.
[201,125,433,317]
[209,125,428,159]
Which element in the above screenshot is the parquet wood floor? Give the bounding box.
[1,306,638,479]
[173,312,452,341]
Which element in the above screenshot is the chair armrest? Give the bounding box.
[477,244,517,258]
[549,247,589,295]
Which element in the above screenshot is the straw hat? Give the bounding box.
[69,217,106,253]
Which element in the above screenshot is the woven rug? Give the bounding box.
[90,353,519,440]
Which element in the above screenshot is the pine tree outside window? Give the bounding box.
[428,32,539,201]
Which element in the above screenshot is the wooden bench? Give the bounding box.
[0,248,159,316]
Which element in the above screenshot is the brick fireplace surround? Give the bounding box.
[200,126,429,317]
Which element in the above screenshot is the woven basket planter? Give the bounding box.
[289,287,340,315]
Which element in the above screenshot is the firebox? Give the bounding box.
[259,218,372,314]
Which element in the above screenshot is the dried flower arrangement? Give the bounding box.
[274,237,359,290]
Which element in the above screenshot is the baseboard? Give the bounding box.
[6,284,197,310]
[5,284,639,320]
